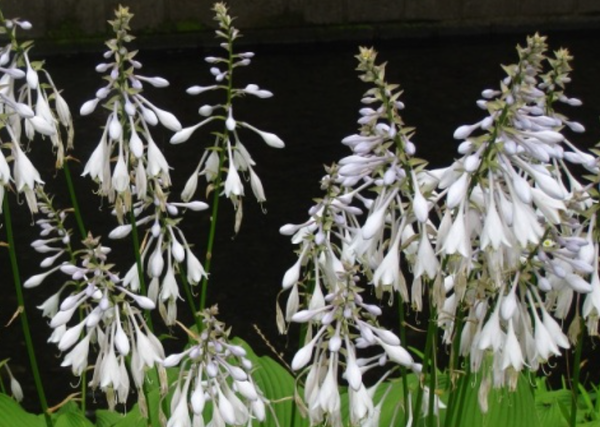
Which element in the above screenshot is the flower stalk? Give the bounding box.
[3,198,53,427]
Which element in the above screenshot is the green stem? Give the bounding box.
[129,207,153,331]
[443,310,465,427]
[413,304,437,427]
[427,318,438,427]
[398,299,410,425]
[3,198,53,427]
[63,161,88,414]
[180,271,202,332]
[570,317,584,427]
[451,365,471,427]
[199,23,235,313]
[199,152,224,313]
[63,161,86,240]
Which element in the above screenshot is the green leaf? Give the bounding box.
[95,410,124,427]
[445,374,541,427]
[54,411,94,427]
[111,406,147,427]
[0,393,44,427]
[535,388,570,427]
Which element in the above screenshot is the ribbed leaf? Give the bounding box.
[0,393,44,427]
[95,409,124,427]
[54,411,94,427]
[446,374,541,427]
[111,406,147,427]
[535,388,570,427]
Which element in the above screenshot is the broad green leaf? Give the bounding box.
[535,388,570,427]
[0,393,44,427]
[95,409,124,427]
[445,373,541,427]
[111,404,148,427]
[54,411,94,427]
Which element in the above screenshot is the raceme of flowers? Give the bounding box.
[0,15,73,213]
[163,306,269,427]
[27,191,164,411]
[279,47,439,425]
[19,4,283,427]
[279,36,600,422]
[434,34,598,392]
[170,2,284,232]
[80,5,181,217]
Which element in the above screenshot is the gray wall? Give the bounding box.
[2,0,600,40]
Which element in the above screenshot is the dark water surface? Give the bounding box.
[3,30,600,412]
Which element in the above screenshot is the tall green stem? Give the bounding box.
[63,161,86,240]
[3,198,53,427]
[128,207,153,331]
[443,309,465,427]
[398,300,410,425]
[427,317,438,427]
[569,317,584,427]
[199,23,236,313]
[62,161,89,414]
[413,303,438,427]
[450,364,471,427]
[199,156,224,312]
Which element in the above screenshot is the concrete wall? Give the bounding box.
[1,0,599,41]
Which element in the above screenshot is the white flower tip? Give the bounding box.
[80,99,98,116]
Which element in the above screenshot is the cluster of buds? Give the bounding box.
[0,14,73,213]
[170,2,284,232]
[433,34,597,392]
[27,191,164,410]
[162,306,268,426]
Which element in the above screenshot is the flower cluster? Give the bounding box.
[170,2,284,232]
[27,191,164,410]
[280,47,436,424]
[162,306,269,427]
[289,271,419,426]
[81,5,211,327]
[81,5,181,219]
[110,196,209,326]
[0,15,73,213]
[433,34,596,391]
